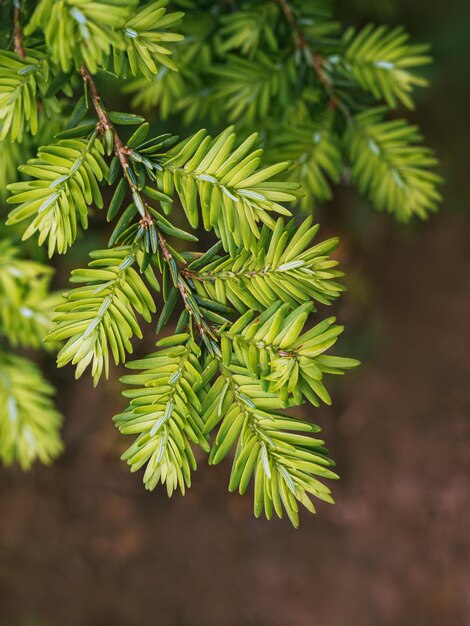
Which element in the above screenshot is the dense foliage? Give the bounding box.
[0,0,440,525]
[0,241,62,469]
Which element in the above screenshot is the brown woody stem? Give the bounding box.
[13,5,26,59]
[80,64,133,186]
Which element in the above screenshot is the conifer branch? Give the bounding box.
[274,0,350,119]
[80,63,217,351]
[3,0,439,523]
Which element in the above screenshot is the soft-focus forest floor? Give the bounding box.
[1,212,468,626]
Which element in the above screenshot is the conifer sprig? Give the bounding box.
[26,61,357,524]
[7,131,108,255]
[1,0,440,524]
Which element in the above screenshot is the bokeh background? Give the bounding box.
[1,0,469,625]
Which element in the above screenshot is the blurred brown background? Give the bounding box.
[1,0,469,625]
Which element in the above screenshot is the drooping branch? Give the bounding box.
[80,64,217,349]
